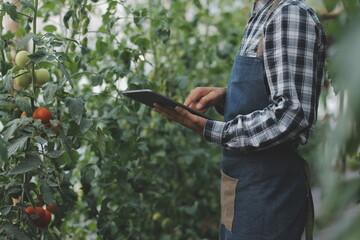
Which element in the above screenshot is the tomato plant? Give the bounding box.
[0,0,359,239]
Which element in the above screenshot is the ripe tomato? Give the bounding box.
[20,112,27,118]
[32,107,53,124]
[25,206,45,227]
[36,209,52,228]
[46,204,58,214]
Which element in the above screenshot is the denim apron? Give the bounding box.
[219,1,313,239]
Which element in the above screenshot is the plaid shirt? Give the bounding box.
[203,0,326,151]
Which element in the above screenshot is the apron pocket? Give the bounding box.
[221,171,238,232]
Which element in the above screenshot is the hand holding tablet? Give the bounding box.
[122,89,213,120]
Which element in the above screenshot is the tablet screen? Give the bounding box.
[122,89,213,120]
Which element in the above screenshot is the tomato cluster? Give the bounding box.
[21,107,62,136]
[13,51,51,89]
[24,203,57,228]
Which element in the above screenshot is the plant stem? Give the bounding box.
[31,0,38,108]
[0,0,6,61]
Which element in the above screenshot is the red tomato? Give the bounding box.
[46,204,58,214]
[25,206,46,228]
[32,107,53,124]
[20,112,27,118]
[36,209,52,228]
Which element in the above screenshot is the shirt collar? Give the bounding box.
[253,0,274,15]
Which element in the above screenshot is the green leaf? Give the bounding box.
[43,83,58,104]
[193,0,202,9]
[80,118,93,134]
[27,49,48,63]
[34,136,47,145]
[3,3,18,22]
[1,32,15,40]
[7,136,29,157]
[133,37,150,52]
[3,74,13,92]
[3,118,21,140]
[15,97,32,115]
[81,164,95,194]
[50,41,63,47]
[0,205,12,216]
[63,10,74,29]
[133,8,148,27]
[65,97,84,125]
[90,74,104,86]
[2,223,31,240]
[16,33,38,50]
[7,155,41,175]
[0,137,8,165]
[0,59,12,76]
[19,0,35,11]
[43,25,57,33]
[47,150,65,158]
[97,128,106,159]
[58,62,73,87]
[323,0,339,12]
[40,182,56,205]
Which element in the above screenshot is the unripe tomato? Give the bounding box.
[15,50,30,67]
[36,209,52,228]
[152,212,161,221]
[13,78,23,90]
[80,37,88,46]
[34,69,50,86]
[82,18,90,28]
[71,19,79,29]
[161,218,171,229]
[25,206,45,227]
[14,70,31,88]
[46,204,58,214]
[33,107,53,124]
[81,26,88,35]
[69,43,76,51]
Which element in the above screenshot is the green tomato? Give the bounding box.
[81,26,88,35]
[35,69,50,86]
[80,37,88,46]
[15,51,30,67]
[152,212,161,221]
[161,218,171,229]
[71,19,79,29]
[14,70,31,88]
[69,43,76,52]
[82,18,90,28]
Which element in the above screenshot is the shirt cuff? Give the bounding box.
[203,119,226,145]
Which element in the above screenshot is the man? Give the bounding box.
[154,0,326,239]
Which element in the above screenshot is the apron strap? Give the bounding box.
[303,159,315,240]
[256,0,282,58]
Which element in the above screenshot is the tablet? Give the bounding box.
[122,89,213,120]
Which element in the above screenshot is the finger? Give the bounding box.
[184,88,210,106]
[175,106,195,121]
[196,90,220,109]
[154,104,183,122]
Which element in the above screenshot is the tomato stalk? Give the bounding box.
[31,0,38,108]
[0,0,6,61]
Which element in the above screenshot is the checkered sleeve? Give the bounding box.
[203,5,322,152]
